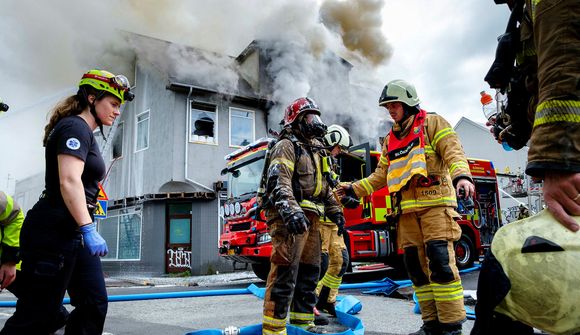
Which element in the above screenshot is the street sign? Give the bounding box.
[97,183,108,200]
[94,199,108,219]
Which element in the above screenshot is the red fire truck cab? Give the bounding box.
[219,138,502,280]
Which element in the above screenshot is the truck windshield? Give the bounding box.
[228,157,265,198]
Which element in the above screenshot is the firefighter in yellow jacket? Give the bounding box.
[262,97,345,335]
[315,124,354,317]
[0,191,22,290]
[340,80,475,335]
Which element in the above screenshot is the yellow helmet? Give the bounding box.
[79,69,134,104]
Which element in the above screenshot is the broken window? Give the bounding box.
[190,103,217,144]
[229,108,254,147]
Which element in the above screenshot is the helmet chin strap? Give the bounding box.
[88,94,107,142]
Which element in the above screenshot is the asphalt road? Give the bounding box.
[0,268,480,335]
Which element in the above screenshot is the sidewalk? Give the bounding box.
[104,270,262,288]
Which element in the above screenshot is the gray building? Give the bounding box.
[15,35,367,276]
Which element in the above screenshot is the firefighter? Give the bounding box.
[516,204,529,220]
[339,79,475,335]
[0,191,69,332]
[471,1,580,334]
[0,97,8,113]
[261,97,345,335]
[0,191,22,292]
[315,124,353,317]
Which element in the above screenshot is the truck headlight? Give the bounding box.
[257,233,271,244]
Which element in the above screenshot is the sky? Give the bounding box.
[0,0,510,194]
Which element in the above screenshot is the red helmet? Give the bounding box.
[282,97,320,127]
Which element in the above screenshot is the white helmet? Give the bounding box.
[324,124,352,150]
[379,79,421,107]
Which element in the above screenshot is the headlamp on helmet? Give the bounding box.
[79,69,134,104]
[0,97,8,112]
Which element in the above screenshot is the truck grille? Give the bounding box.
[230,222,251,232]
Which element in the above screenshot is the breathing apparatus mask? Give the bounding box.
[299,113,327,139]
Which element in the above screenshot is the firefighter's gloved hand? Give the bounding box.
[79,223,109,257]
[340,184,360,209]
[327,212,346,236]
[285,212,310,234]
[340,195,360,209]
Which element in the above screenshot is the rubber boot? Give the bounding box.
[408,320,442,335]
[440,322,463,335]
[313,307,329,326]
[292,323,327,334]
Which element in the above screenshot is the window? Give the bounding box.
[229,108,255,147]
[189,102,217,144]
[99,211,142,261]
[136,110,150,151]
[112,122,124,160]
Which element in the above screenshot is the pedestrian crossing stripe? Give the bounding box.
[94,199,108,219]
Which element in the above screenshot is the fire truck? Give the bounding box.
[218,138,502,280]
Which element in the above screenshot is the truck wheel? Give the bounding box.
[251,262,271,281]
[454,234,475,269]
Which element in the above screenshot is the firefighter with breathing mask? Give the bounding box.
[339,80,475,335]
[261,97,345,335]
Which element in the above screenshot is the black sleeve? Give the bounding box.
[55,119,92,162]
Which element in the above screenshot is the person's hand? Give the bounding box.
[0,263,17,289]
[79,223,109,256]
[285,212,310,235]
[327,212,346,236]
[337,183,360,209]
[543,171,580,232]
[456,179,475,199]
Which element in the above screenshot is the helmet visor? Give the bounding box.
[111,75,130,90]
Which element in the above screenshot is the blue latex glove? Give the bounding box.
[79,223,109,256]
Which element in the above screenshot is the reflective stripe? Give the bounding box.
[313,154,322,198]
[432,281,464,302]
[388,147,425,171]
[263,329,287,335]
[431,127,455,148]
[400,197,456,210]
[424,144,435,155]
[263,315,287,327]
[387,158,427,192]
[270,158,294,172]
[449,161,469,175]
[534,100,580,127]
[379,155,389,165]
[320,273,342,289]
[385,195,392,209]
[289,311,314,322]
[360,178,374,195]
[299,199,324,215]
[414,285,434,302]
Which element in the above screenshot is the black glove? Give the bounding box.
[341,185,360,209]
[285,212,310,235]
[327,212,346,236]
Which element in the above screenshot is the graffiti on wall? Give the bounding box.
[167,248,191,269]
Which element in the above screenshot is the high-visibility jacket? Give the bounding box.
[0,191,22,264]
[352,112,473,213]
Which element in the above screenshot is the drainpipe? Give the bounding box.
[184,86,214,192]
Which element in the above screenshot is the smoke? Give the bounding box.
[0,0,392,187]
[321,0,392,66]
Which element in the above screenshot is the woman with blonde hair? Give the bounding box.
[1,69,133,334]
